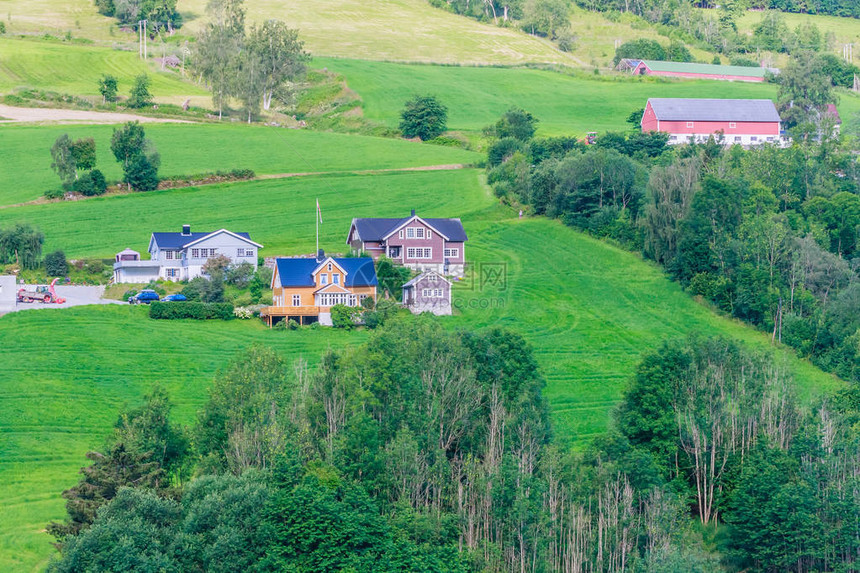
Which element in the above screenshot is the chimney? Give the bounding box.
[317,249,325,262]
[181,224,191,236]
[411,209,416,217]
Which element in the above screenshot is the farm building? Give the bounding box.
[113,226,262,283]
[641,98,783,146]
[347,210,468,278]
[630,60,776,82]
[262,251,378,327]
[402,271,452,315]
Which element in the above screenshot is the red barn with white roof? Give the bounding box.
[641,98,782,146]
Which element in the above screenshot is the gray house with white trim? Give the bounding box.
[113,225,263,284]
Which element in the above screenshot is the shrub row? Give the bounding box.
[149,301,234,320]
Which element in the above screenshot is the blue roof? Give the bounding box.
[275,257,378,288]
[152,231,253,249]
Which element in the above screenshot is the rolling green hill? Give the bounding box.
[0,123,479,206]
[0,38,206,104]
[0,166,840,571]
[318,58,860,136]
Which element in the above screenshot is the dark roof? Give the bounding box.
[151,231,253,249]
[275,257,378,288]
[648,98,781,123]
[352,216,468,242]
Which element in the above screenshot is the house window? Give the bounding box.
[729,122,737,129]
[686,122,694,128]
[434,288,443,297]
[406,227,415,239]
[165,251,174,260]
[237,248,253,257]
[407,248,432,259]
[328,263,332,271]
[292,295,301,306]
[399,230,403,239]
[444,248,459,258]
[416,228,424,238]
[191,248,200,258]
[669,135,677,141]
[166,268,179,278]
[766,137,774,142]
[333,274,340,285]
[751,136,758,142]
[427,230,432,239]
[320,274,328,285]
[734,136,742,142]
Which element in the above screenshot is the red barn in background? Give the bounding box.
[641,98,783,146]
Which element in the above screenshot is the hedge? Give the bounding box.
[149,301,234,320]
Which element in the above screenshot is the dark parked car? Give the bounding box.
[162,294,187,302]
[128,289,160,304]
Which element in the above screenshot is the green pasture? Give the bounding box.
[0,167,840,571]
[0,0,117,42]
[0,123,479,206]
[320,58,860,136]
[735,9,860,47]
[0,38,205,103]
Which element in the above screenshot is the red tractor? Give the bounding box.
[17,278,66,304]
[584,132,598,145]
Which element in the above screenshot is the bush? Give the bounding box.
[399,95,448,141]
[44,188,65,200]
[287,319,299,330]
[122,288,138,300]
[331,304,360,329]
[44,250,68,276]
[72,169,108,196]
[613,38,665,65]
[487,137,526,167]
[225,262,255,287]
[149,301,234,320]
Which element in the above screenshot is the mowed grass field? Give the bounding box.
[0,38,206,103]
[0,167,840,571]
[0,123,480,206]
[320,58,860,136]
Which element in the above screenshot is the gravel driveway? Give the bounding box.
[0,104,192,125]
[13,285,126,311]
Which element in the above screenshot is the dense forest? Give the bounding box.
[487,50,860,389]
[46,316,860,571]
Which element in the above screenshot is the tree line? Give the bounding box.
[45,317,860,570]
[487,51,860,387]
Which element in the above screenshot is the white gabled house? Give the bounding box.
[113,225,263,284]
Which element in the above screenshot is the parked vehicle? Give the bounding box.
[128,289,160,304]
[162,294,187,302]
[17,278,66,304]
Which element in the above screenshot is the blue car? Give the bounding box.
[162,294,187,302]
[128,289,160,304]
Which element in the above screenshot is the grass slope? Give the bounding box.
[0,168,840,571]
[735,9,860,49]
[319,58,860,136]
[0,123,479,206]
[0,38,206,103]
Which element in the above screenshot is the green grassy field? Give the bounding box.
[319,58,860,136]
[0,38,206,103]
[0,167,840,571]
[0,123,480,206]
[735,9,860,48]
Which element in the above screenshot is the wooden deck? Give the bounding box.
[260,306,321,327]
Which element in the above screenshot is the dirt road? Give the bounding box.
[0,104,192,124]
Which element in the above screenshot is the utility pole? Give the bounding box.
[139,20,148,60]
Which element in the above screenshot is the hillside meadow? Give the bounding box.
[0,123,480,206]
[319,58,860,136]
[0,166,841,571]
[0,38,206,104]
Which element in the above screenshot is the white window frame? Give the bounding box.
[406,227,415,239]
[427,230,432,240]
[416,227,424,239]
[398,230,403,239]
[292,294,301,307]
[165,250,174,260]
[166,268,179,278]
[751,136,758,142]
[444,248,459,258]
[734,136,742,142]
[686,122,694,128]
[320,274,328,285]
[191,248,200,258]
[729,122,737,129]
[333,274,340,285]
